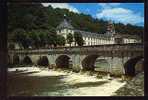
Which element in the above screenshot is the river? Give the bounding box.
[7,67,126,96]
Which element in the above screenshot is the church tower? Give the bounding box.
[56,14,75,46]
[106,20,116,36]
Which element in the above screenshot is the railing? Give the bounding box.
[8,43,143,54]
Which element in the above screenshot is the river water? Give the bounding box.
[7,67,126,96]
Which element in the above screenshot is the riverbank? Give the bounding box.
[8,67,126,96]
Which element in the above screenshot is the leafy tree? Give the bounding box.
[56,35,66,46]
[12,28,29,49]
[74,32,84,46]
[47,28,58,47]
[23,35,32,49]
[38,32,48,48]
[66,33,73,46]
[28,30,49,48]
[47,33,57,47]
[28,31,40,49]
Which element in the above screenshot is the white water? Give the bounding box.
[8,67,126,96]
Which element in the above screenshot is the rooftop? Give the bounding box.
[56,19,74,30]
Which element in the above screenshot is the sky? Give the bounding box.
[42,3,144,26]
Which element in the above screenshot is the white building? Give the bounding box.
[56,17,142,46]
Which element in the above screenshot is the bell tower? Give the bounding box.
[56,14,74,46]
[106,20,116,36]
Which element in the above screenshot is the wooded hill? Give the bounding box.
[8,3,143,36]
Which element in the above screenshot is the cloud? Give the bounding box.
[42,3,79,13]
[96,5,144,25]
[99,3,121,9]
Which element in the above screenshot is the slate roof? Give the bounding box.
[74,30,112,38]
[56,19,74,30]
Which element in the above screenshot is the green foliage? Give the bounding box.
[74,32,84,46]
[38,31,48,48]
[56,35,66,46]
[8,3,49,33]
[12,28,30,49]
[66,33,73,46]
[47,33,58,47]
[28,30,40,48]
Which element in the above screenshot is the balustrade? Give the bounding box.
[9,43,143,55]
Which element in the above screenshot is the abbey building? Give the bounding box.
[56,17,141,46]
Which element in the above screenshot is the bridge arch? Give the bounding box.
[37,56,49,67]
[13,55,20,65]
[124,56,143,76]
[94,58,110,72]
[82,55,110,72]
[82,55,98,71]
[55,55,72,68]
[22,56,33,65]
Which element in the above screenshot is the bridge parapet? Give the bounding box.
[8,43,143,55]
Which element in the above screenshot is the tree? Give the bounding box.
[28,30,40,49]
[22,35,32,49]
[56,35,66,46]
[66,33,73,46]
[47,33,57,47]
[12,28,30,49]
[74,32,84,46]
[38,32,48,48]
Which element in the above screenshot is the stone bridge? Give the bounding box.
[8,43,144,76]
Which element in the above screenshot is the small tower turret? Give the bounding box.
[56,14,75,46]
[106,20,116,36]
[56,14,74,30]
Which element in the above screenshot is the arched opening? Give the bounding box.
[23,56,32,65]
[94,59,110,72]
[55,55,71,68]
[13,55,20,65]
[82,55,99,71]
[124,56,143,76]
[37,56,49,67]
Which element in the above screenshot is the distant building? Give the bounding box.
[56,16,142,46]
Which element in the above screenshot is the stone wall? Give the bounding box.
[114,72,144,96]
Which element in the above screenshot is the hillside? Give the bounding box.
[8,3,143,37]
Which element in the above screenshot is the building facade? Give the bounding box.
[56,17,142,46]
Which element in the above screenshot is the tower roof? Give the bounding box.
[106,20,116,35]
[56,18,74,30]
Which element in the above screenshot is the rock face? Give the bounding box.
[114,72,144,96]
